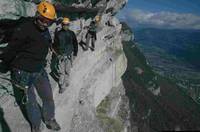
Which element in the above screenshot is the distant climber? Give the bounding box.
[83,15,100,51]
[50,17,78,94]
[0,1,61,132]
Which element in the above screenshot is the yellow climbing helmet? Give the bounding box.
[62,17,70,25]
[95,15,101,22]
[37,1,56,20]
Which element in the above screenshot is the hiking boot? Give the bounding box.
[45,118,61,131]
[31,126,41,132]
[83,48,88,51]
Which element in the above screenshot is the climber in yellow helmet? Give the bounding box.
[0,1,61,132]
[50,17,78,94]
[35,1,56,30]
[62,17,70,25]
[95,15,101,23]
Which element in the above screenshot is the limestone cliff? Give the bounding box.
[0,0,130,132]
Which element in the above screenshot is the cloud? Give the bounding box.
[118,9,200,29]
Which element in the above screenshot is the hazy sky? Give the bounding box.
[118,0,200,29]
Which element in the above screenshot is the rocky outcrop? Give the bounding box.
[0,0,36,20]
[120,22,133,42]
[0,0,130,132]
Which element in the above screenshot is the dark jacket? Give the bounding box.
[88,21,97,33]
[0,18,52,72]
[52,29,78,56]
[86,21,97,40]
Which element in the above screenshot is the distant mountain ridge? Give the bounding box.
[134,28,200,83]
[134,28,200,71]
[133,27,200,103]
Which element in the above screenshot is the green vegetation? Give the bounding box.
[96,97,111,114]
[123,41,157,89]
[114,49,123,57]
[96,97,124,132]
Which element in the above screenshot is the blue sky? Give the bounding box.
[118,0,200,29]
[127,0,200,15]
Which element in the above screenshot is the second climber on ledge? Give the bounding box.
[50,17,78,94]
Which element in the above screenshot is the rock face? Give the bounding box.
[120,22,134,42]
[0,0,36,20]
[0,0,131,132]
